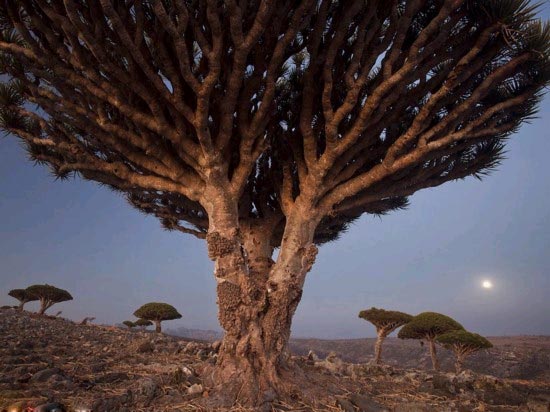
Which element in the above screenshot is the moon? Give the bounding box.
[482,280,493,289]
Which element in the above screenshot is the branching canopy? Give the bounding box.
[0,0,548,248]
[8,288,36,303]
[123,320,136,328]
[134,302,182,322]
[135,318,154,327]
[436,329,493,353]
[25,284,73,304]
[358,307,412,334]
[397,311,464,340]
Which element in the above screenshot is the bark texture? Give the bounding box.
[154,320,162,334]
[38,299,53,316]
[374,332,386,365]
[428,339,440,371]
[455,353,464,374]
[204,194,319,405]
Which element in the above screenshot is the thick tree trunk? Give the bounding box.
[18,301,25,312]
[428,339,440,371]
[154,320,162,333]
[374,332,386,364]
[38,299,51,315]
[204,192,318,407]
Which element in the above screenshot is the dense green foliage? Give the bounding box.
[135,319,153,328]
[123,320,136,329]
[358,307,413,330]
[398,312,464,340]
[8,288,35,303]
[134,303,182,322]
[436,330,493,350]
[25,284,73,303]
[8,288,36,311]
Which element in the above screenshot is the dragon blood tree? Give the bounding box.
[8,288,37,311]
[133,302,182,333]
[123,320,136,330]
[359,307,412,364]
[0,0,548,405]
[436,330,493,373]
[135,318,154,330]
[25,284,73,316]
[398,312,464,371]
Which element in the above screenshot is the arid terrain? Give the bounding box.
[169,328,550,381]
[1,308,549,412]
[290,336,550,381]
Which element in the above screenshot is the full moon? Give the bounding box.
[482,280,493,289]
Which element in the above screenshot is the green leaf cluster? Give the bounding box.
[133,302,182,322]
[135,318,153,327]
[398,312,464,340]
[8,288,36,303]
[358,307,413,329]
[436,330,493,350]
[26,284,73,303]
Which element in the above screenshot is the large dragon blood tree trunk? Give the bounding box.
[204,193,319,406]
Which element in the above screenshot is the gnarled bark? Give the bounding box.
[204,193,319,406]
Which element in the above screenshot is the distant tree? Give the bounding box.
[358,307,412,364]
[25,284,73,315]
[436,330,493,373]
[123,320,136,330]
[133,303,182,333]
[398,312,464,371]
[80,316,95,325]
[135,318,153,331]
[8,288,37,311]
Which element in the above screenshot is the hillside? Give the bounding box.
[1,308,549,412]
[167,328,550,381]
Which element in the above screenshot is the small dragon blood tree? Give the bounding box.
[8,288,37,311]
[398,312,464,371]
[436,330,493,373]
[358,307,412,364]
[123,320,136,330]
[134,303,182,333]
[25,284,73,316]
[135,318,154,331]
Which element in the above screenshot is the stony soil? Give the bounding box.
[290,337,550,381]
[1,308,549,412]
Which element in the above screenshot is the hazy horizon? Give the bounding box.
[1,6,549,340]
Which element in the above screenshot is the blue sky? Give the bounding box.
[1,9,549,339]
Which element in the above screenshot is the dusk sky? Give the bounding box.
[1,8,549,339]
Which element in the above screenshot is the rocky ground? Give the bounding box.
[1,308,549,412]
[290,337,550,380]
